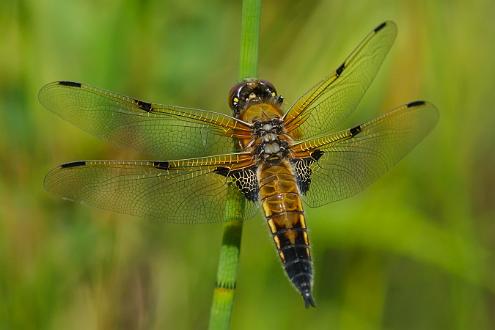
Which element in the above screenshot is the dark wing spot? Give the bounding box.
[311,149,324,161]
[58,81,82,88]
[407,100,426,108]
[336,62,345,76]
[153,161,169,170]
[350,125,362,136]
[214,167,230,177]
[135,99,153,112]
[374,22,387,33]
[61,161,86,168]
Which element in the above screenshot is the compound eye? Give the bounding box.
[260,80,277,96]
[228,82,245,111]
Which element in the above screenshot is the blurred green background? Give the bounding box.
[1,0,495,329]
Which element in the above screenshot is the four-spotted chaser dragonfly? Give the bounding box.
[40,21,438,307]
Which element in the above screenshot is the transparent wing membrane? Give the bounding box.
[284,21,397,138]
[41,21,439,228]
[39,81,251,159]
[44,155,259,223]
[290,101,438,207]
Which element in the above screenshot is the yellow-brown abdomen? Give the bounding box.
[257,160,315,307]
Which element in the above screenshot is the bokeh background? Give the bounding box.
[1,0,495,329]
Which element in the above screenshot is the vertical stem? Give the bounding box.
[208,0,261,329]
[239,0,261,79]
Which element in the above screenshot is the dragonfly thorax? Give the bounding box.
[250,118,289,164]
[255,138,289,164]
[253,118,284,140]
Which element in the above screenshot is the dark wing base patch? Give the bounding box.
[291,151,323,194]
[215,166,259,201]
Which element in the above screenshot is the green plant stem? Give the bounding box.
[239,0,261,79]
[208,0,261,329]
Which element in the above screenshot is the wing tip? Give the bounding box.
[372,21,398,43]
[374,21,387,32]
[58,81,82,88]
[406,100,426,108]
[43,161,88,192]
[406,100,439,115]
[374,20,397,33]
[38,81,83,108]
[403,100,439,131]
[60,161,87,168]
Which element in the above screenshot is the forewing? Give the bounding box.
[44,154,259,223]
[39,81,251,159]
[284,21,397,138]
[290,101,438,207]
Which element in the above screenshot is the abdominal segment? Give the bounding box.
[258,160,315,307]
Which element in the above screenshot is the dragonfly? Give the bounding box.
[40,21,438,308]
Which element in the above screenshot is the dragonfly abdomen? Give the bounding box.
[257,160,315,307]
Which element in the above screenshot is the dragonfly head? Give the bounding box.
[229,78,283,117]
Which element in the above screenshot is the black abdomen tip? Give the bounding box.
[303,291,316,308]
[291,272,315,308]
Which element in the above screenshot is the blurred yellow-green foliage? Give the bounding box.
[1,0,495,329]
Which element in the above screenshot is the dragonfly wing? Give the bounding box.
[290,101,438,207]
[39,81,251,159]
[44,154,259,223]
[284,21,397,138]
